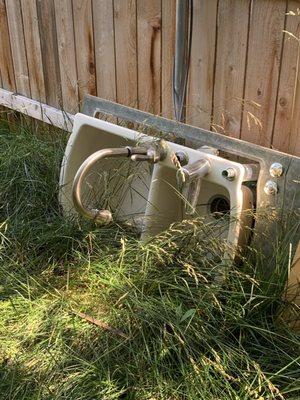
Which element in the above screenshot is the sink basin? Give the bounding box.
[60,114,254,254]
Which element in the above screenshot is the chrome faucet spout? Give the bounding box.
[72,147,130,224]
[72,142,167,224]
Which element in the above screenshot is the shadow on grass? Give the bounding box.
[0,112,299,399]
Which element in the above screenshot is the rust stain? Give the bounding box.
[87,31,95,75]
[87,30,96,95]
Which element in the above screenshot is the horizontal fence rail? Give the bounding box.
[0,0,299,156]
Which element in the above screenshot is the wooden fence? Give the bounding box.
[0,0,299,156]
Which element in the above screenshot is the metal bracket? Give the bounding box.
[82,95,300,260]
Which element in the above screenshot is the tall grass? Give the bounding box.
[0,112,299,399]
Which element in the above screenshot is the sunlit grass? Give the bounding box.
[0,111,299,399]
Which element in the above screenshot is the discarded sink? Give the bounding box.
[59,113,256,254]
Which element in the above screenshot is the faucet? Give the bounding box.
[176,159,211,215]
[72,142,167,224]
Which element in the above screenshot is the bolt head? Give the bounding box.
[264,180,278,195]
[269,162,283,177]
[175,151,189,166]
[222,168,236,181]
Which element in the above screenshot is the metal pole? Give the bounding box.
[173,0,192,122]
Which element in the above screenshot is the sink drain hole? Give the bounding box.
[209,196,230,219]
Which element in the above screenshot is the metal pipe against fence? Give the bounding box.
[173,0,193,122]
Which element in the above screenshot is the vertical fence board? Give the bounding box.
[73,0,96,103]
[272,2,300,155]
[241,0,286,147]
[161,0,176,118]
[287,90,300,156]
[137,0,161,114]
[213,0,250,138]
[0,0,15,91]
[36,0,61,107]
[186,0,218,130]
[93,0,116,101]
[21,0,46,102]
[6,0,30,96]
[287,2,300,157]
[54,0,78,113]
[114,0,138,107]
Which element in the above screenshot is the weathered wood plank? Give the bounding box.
[161,0,176,118]
[36,0,61,107]
[137,0,161,114]
[186,0,218,129]
[0,0,15,91]
[21,0,46,102]
[114,0,138,107]
[213,0,250,138]
[241,0,286,147]
[0,88,73,131]
[54,0,78,113]
[272,1,300,156]
[72,0,96,104]
[6,0,30,96]
[92,0,116,101]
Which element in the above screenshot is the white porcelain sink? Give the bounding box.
[59,114,254,253]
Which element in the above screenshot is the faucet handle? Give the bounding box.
[176,159,211,215]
